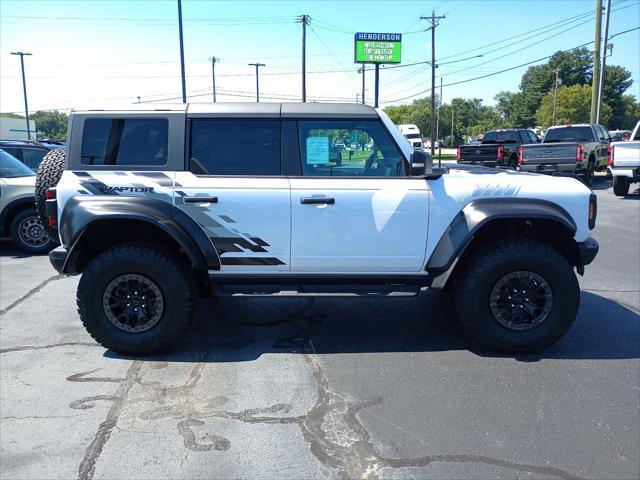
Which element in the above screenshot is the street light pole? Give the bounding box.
[177,0,187,103]
[359,65,365,104]
[209,57,218,102]
[11,51,32,140]
[249,63,265,102]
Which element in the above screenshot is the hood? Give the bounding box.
[2,175,36,187]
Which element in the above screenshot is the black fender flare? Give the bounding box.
[59,196,220,273]
[426,198,577,286]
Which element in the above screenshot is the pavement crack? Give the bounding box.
[0,342,99,354]
[0,274,65,316]
[77,360,143,480]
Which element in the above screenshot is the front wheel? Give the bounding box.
[77,244,195,355]
[453,239,579,353]
[613,176,630,196]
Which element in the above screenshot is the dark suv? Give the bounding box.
[0,140,57,171]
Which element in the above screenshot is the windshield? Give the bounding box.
[0,149,36,178]
[544,126,594,143]
[404,133,421,139]
[482,131,520,144]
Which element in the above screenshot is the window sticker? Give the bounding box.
[306,137,330,165]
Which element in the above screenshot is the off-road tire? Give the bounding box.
[35,148,66,239]
[613,176,630,196]
[77,244,195,355]
[453,239,579,353]
[9,208,56,254]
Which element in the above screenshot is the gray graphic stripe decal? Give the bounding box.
[220,257,285,266]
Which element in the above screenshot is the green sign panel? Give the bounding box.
[354,32,402,64]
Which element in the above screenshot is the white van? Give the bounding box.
[398,124,423,151]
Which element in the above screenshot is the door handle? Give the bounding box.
[184,196,218,204]
[300,197,335,205]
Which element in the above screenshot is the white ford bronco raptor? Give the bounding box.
[37,103,599,355]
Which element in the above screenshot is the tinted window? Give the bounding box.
[1,147,21,160]
[405,133,421,139]
[634,127,640,141]
[298,120,404,177]
[81,118,168,166]
[22,148,47,169]
[544,126,594,143]
[482,131,521,143]
[0,149,35,178]
[190,119,280,175]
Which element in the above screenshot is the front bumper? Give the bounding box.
[577,237,599,266]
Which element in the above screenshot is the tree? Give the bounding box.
[29,111,68,140]
[536,84,610,128]
[602,65,634,129]
[517,48,593,127]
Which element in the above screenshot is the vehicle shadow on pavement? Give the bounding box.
[0,243,33,258]
[104,290,639,363]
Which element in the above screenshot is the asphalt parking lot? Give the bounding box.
[1,177,638,480]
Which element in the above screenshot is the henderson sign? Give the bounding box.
[354,32,402,64]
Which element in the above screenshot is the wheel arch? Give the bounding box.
[426,198,579,289]
[1,196,35,232]
[58,196,220,274]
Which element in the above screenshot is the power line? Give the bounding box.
[437,0,629,61]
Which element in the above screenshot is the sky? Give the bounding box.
[1,0,639,114]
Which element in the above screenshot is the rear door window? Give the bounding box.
[81,118,168,166]
[189,119,280,175]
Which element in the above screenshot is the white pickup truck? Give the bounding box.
[609,120,640,196]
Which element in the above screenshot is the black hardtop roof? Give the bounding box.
[75,102,379,119]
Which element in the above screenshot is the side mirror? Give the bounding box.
[409,150,432,176]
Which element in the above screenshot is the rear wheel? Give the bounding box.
[453,239,579,353]
[77,244,195,355]
[35,148,66,240]
[582,157,595,185]
[10,208,55,254]
[613,176,630,196]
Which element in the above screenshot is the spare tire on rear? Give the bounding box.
[35,148,66,240]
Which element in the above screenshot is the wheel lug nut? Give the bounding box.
[520,305,524,309]
[525,298,529,301]
[511,304,515,307]
[126,303,130,307]
[127,295,130,298]
[508,296,511,299]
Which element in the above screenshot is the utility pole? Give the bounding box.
[10,51,32,140]
[249,63,265,102]
[437,76,442,166]
[590,0,603,123]
[451,106,455,148]
[356,93,359,104]
[177,0,187,103]
[420,11,446,156]
[597,0,611,124]
[298,15,309,102]
[209,57,218,102]
[359,66,366,104]
[374,64,380,108]
[552,68,561,125]
[137,96,141,104]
